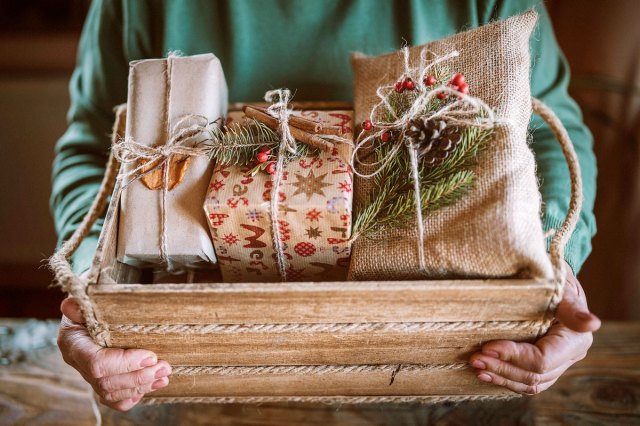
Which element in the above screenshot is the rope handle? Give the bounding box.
[48,104,126,345]
[531,98,583,317]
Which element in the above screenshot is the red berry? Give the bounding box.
[381,131,392,142]
[450,73,465,87]
[403,79,415,90]
[457,82,470,95]
[259,147,271,154]
[394,81,404,93]
[437,92,446,100]
[256,152,269,163]
[266,162,277,174]
[362,119,373,131]
[424,75,436,86]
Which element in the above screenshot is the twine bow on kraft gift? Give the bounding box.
[112,115,212,273]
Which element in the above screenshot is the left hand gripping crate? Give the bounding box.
[50,100,581,404]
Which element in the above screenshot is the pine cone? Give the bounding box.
[405,117,462,167]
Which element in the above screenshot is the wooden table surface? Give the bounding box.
[0,319,638,425]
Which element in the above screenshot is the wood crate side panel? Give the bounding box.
[89,280,555,324]
[151,367,514,398]
[107,324,540,365]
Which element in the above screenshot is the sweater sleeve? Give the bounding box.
[488,1,597,274]
[529,5,597,274]
[50,0,129,274]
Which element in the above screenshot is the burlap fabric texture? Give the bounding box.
[348,11,555,281]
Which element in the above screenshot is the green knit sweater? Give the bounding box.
[51,0,596,275]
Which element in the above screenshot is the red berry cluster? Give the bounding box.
[361,119,393,143]
[448,73,469,95]
[255,147,277,174]
[361,71,472,141]
[424,75,436,86]
[394,78,416,93]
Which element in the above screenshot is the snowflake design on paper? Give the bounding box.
[305,226,322,239]
[338,180,352,193]
[306,208,323,222]
[245,209,264,222]
[208,213,229,227]
[222,233,240,246]
[208,196,221,210]
[290,169,332,200]
[209,179,225,192]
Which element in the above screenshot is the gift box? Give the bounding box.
[54,13,582,402]
[203,110,354,282]
[116,53,227,270]
[60,94,576,403]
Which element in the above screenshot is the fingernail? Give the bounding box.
[155,367,171,379]
[482,350,500,359]
[152,377,169,390]
[477,373,492,383]
[140,356,157,367]
[471,360,486,369]
[575,311,591,321]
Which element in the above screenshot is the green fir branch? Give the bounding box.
[352,76,494,238]
[204,118,315,167]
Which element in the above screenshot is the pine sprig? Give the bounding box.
[204,117,316,167]
[352,100,493,238]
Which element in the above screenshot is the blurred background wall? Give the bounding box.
[0,0,90,317]
[0,0,637,319]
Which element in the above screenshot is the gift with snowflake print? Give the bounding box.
[203,109,354,282]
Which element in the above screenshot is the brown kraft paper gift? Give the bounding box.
[116,54,227,270]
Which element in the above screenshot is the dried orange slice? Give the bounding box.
[138,154,191,191]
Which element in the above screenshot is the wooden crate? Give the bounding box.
[74,101,574,403]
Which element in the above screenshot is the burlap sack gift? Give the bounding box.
[348,11,556,281]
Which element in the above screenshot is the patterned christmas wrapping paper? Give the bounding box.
[204,110,354,282]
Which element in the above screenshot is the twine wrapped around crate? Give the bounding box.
[48,97,581,403]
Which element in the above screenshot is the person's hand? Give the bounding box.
[469,261,601,394]
[57,297,172,411]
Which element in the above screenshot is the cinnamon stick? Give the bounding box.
[253,106,344,136]
[255,106,322,133]
[243,106,334,152]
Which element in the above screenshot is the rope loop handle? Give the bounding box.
[48,104,127,345]
[531,97,583,312]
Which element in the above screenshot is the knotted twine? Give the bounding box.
[264,89,295,281]
[112,115,212,272]
[263,89,354,281]
[350,47,508,274]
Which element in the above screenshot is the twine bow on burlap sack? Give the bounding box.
[350,48,510,274]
